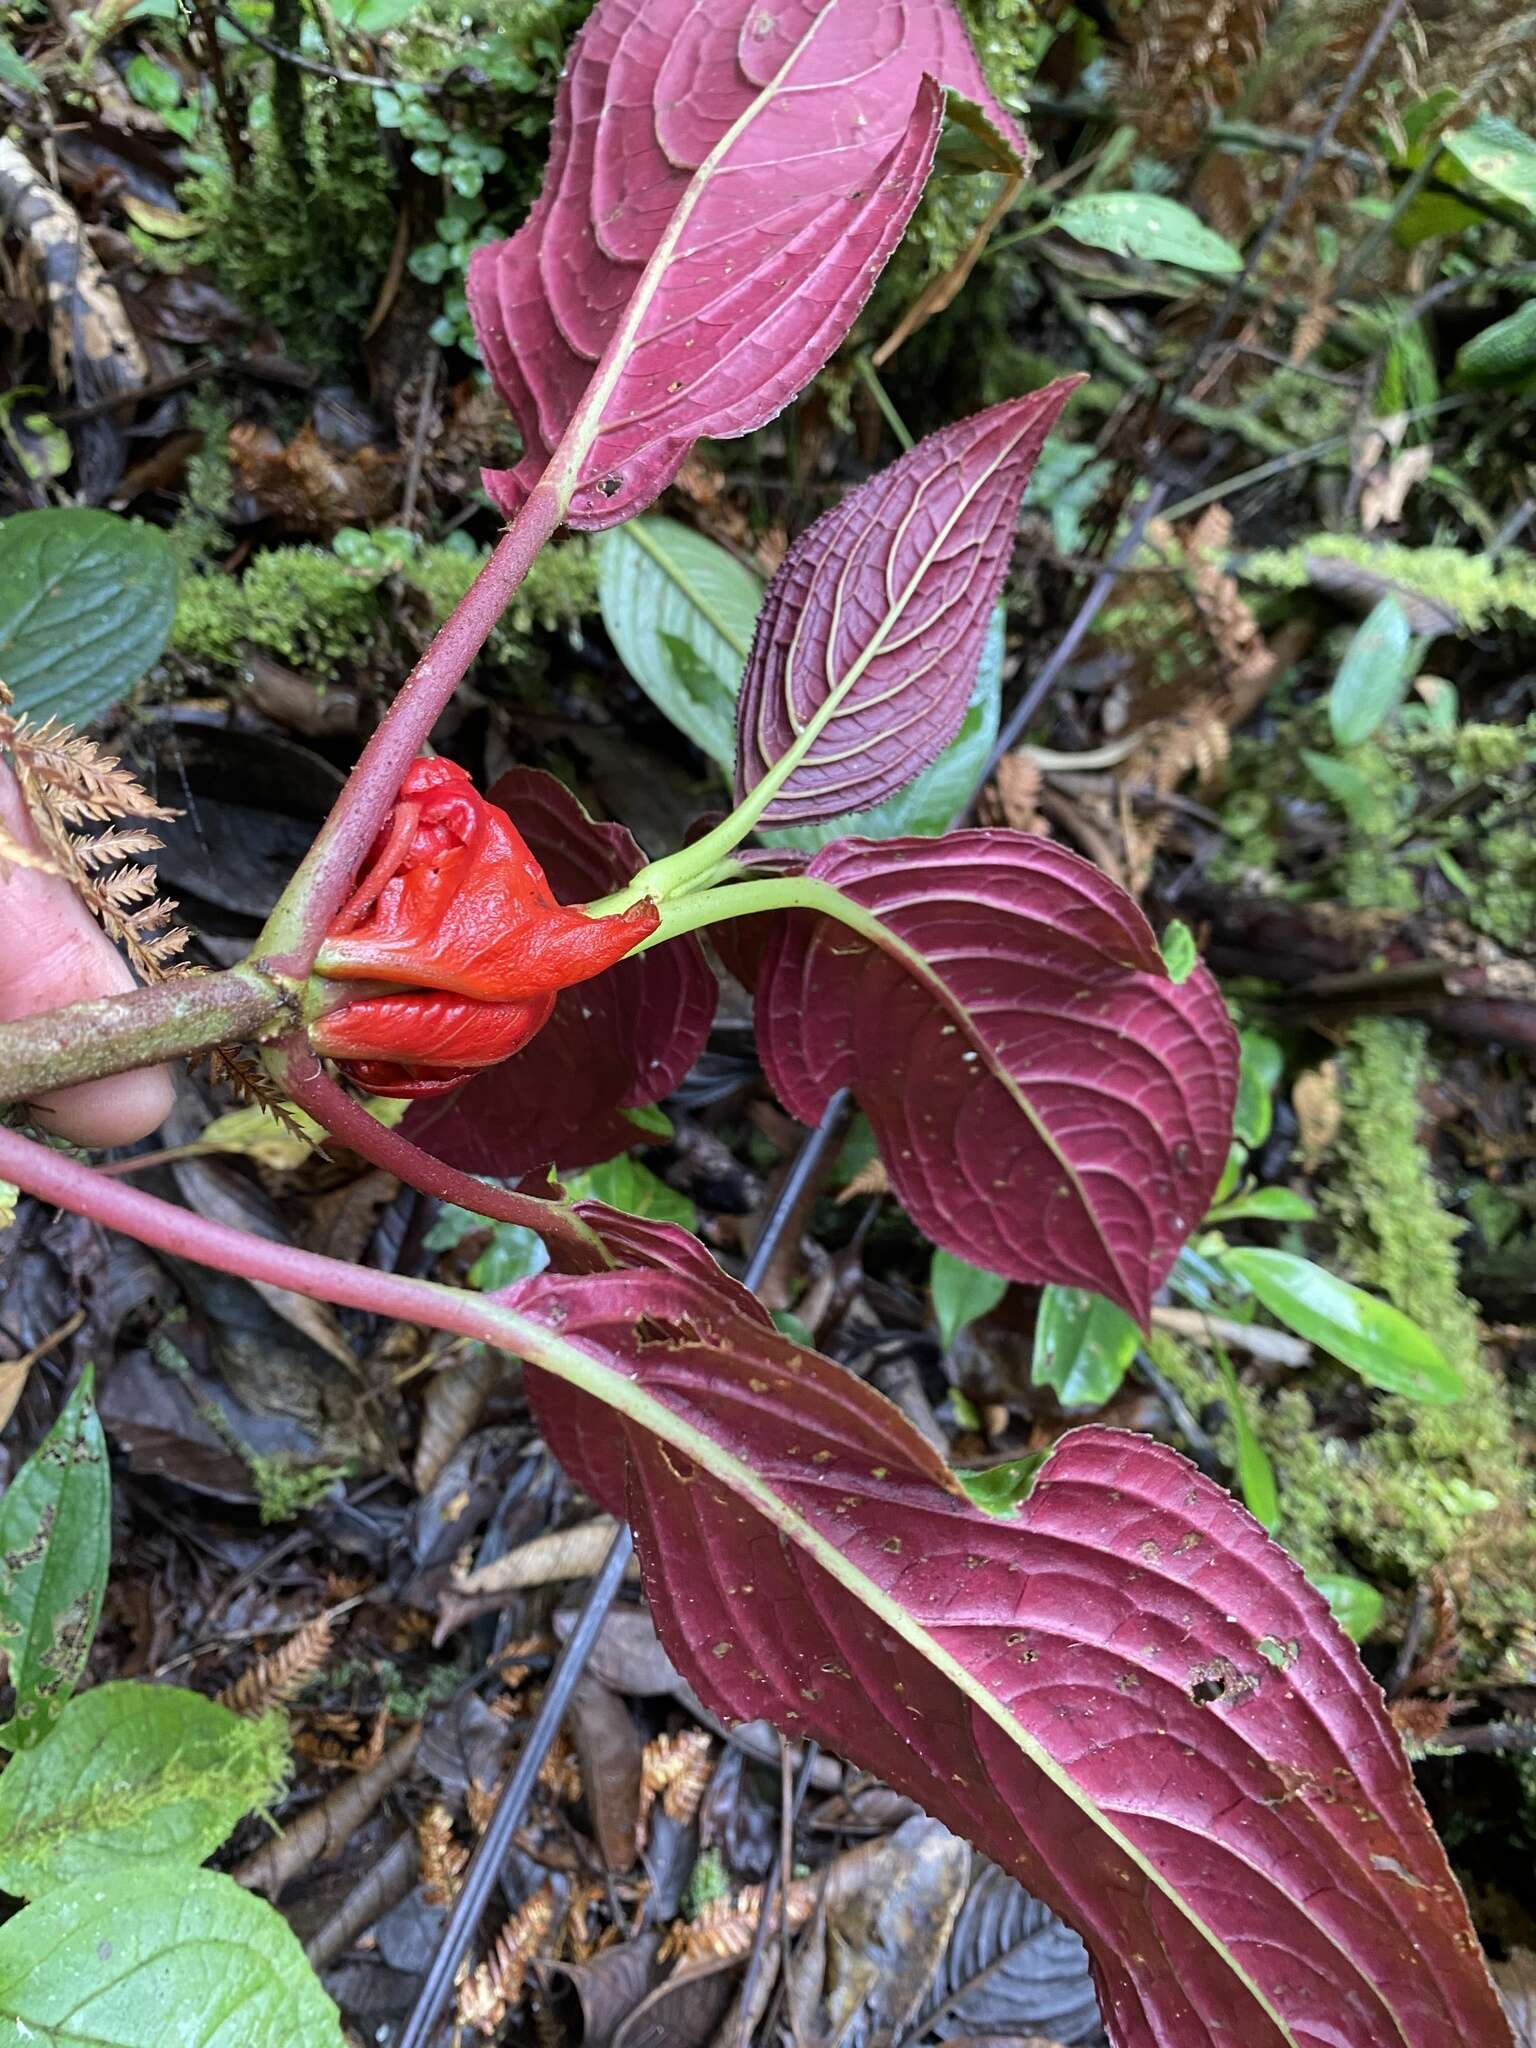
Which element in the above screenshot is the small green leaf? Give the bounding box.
[957,1453,1046,1516]
[1032,1286,1140,1408]
[564,1155,697,1230]
[0,1369,110,1750]
[0,1867,345,2046]
[1327,597,1414,748]
[1159,920,1197,984]
[1442,114,1536,221]
[1310,1572,1385,1642]
[1049,192,1243,274]
[470,1223,551,1293]
[1212,1349,1278,1532]
[1300,746,1378,824]
[1233,1028,1283,1150]
[1220,1248,1463,1405]
[1453,300,1536,390]
[930,1249,1008,1351]
[0,30,41,90]
[598,515,762,769]
[0,1683,288,1898]
[1205,1187,1317,1225]
[0,509,178,725]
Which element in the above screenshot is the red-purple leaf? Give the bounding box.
[467,0,1024,530]
[754,833,1236,1320]
[735,385,1082,824]
[404,771,715,1176]
[510,1265,1510,2048]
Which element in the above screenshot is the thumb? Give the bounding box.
[0,763,173,1148]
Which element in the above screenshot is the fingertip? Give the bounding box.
[30,1064,174,1150]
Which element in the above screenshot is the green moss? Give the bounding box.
[173,533,596,683]
[1254,1022,1536,1661]
[174,547,382,678]
[1470,825,1536,949]
[246,1452,349,1525]
[1241,536,1536,632]
[178,87,396,368]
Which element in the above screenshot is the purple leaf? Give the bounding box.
[736,384,1082,824]
[404,770,715,1176]
[509,1264,1512,2048]
[754,833,1236,1320]
[467,0,1025,530]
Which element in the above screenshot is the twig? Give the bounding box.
[730,1738,823,2048]
[1171,0,1411,408]
[305,1831,419,1968]
[209,0,429,92]
[233,1724,422,1899]
[399,352,440,529]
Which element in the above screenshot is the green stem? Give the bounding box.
[0,965,292,1106]
[855,354,916,453]
[630,874,876,954]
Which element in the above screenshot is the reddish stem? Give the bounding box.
[275,1036,610,1273]
[0,1121,511,1336]
[257,481,567,979]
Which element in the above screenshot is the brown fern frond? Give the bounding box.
[455,1885,556,2037]
[71,825,165,868]
[418,1803,470,1907]
[1120,0,1280,159]
[0,819,59,874]
[639,1729,714,1832]
[658,1876,819,1965]
[217,1614,334,1716]
[5,719,175,823]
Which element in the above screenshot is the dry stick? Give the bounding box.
[208,0,419,92]
[233,1725,423,1900]
[729,1740,823,2048]
[305,1831,420,1969]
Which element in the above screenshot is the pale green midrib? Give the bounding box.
[742,416,1034,828]
[626,521,757,662]
[480,1291,1303,2046]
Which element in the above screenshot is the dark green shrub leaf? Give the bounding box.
[1032,1286,1140,1407]
[0,1682,289,1898]
[1221,1248,1463,1405]
[0,509,177,724]
[1233,1027,1283,1150]
[0,1368,110,1750]
[0,1867,344,2046]
[1213,1350,1278,1532]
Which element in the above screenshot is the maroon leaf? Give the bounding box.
[467,0,1023,530]
[735,384,1082,824]
[404,770,715,1176]
[754,833,1236,1319]
[510,1265,1510,2048]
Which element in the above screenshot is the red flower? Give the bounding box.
[309,759,657,1098]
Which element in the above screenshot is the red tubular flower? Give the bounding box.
[309,759,658,1098]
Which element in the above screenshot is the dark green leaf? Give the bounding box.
[564,1155,697,1230]
[1300,747,1380,826]
[1327,597,1414,747]
[0,509,177,725]
[1049,192,1243,273]
[1212,1350,1278,1532]
[1310,1573,1385,1642]
[0,1683,288,1898]
[0,1867,344,2046]
[1205,1187,1317,1225]
[930,1249,1008,1351]
[1032,1287,1140,1408]
[1233,1027,1283,1150]
[0,1368,110,1750]
[1220,1248,1463,1405]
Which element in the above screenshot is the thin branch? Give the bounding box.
[209,0,429,93]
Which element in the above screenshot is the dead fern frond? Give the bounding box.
[1120,0,1280,159]
[455,1885,556,2037]
[217,1614,334,1717]
[658,1876,819,1965]
[418,1803,470,1906]
[639,1729,714,1832]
